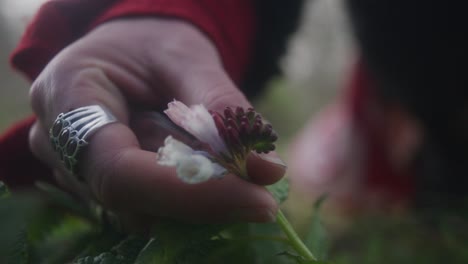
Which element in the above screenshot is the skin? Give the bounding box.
[28,18,285,224]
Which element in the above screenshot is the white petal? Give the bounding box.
[164,100,191,127]
[157,136,227,184]
[156,136,194,166]
[176,154,227,184]
[164,100,228,154]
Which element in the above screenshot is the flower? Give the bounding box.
[157,100,278,183]
[158,101,314,262]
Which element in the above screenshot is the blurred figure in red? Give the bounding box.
[290,0,468,212]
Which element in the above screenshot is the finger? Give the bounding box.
[29,121,61,170]
[30,121,93,198]
[29,60,132,192]
[247,152,287,185]
[83,123,277,223]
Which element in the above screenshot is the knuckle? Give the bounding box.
[65,67,127,121]
[29,78,49,118]
[32,64,127,125]
[28,122,44,158]
[69,67,105,89]
[28,121,58,169]
[64,68,106,101]
[28,51,80,120]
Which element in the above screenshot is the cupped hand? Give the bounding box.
[28,18,285,223]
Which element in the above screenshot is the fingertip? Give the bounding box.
[246,152,287,185]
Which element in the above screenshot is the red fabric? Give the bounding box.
[91,0,255,83]
[0,116,54,188]
[347,62,414,202]
[11,0,254,83]
[1,0,256,187]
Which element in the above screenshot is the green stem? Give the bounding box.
[276,209,317,261]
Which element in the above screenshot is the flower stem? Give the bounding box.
[276,209,317,261]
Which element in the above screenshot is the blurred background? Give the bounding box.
[0,0,47,132]
[257,0,353,141]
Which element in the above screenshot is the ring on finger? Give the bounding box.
[49,105,117,180]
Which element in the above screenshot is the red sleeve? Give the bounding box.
[11,0,255,83]
[0,116,56,188]
[1,0,256,188]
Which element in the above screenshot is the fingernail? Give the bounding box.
[230,207,276,222]
[256,152,287,169]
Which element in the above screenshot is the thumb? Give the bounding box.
[174,67,251,111]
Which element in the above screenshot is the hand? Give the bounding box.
[28,18,285,224]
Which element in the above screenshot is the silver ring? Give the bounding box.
[49,105,117,179]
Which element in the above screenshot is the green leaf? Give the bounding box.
[6,229,30,264]
[112,236,149,263]
[243,222,289,264]
[74,236,148,264]
[34,215,94,264]
[134,238,164,264]
[0,181,9,198]
[0,193,42,263]
[267,177,289,204]
[277,251,331,264]
[26,206,68,244]
[74,252,120,264]
[73,229,125,260]
[144,221,229,264]
[134,235,229,264]
[304,195,328,261]
[35,181,91,219]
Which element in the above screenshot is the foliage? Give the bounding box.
[304,195,328,261]
[0,180,325,264]
[0,180,8,198]
[1,179,467,263]
[329,209,468,264]
[267,177,290,204]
